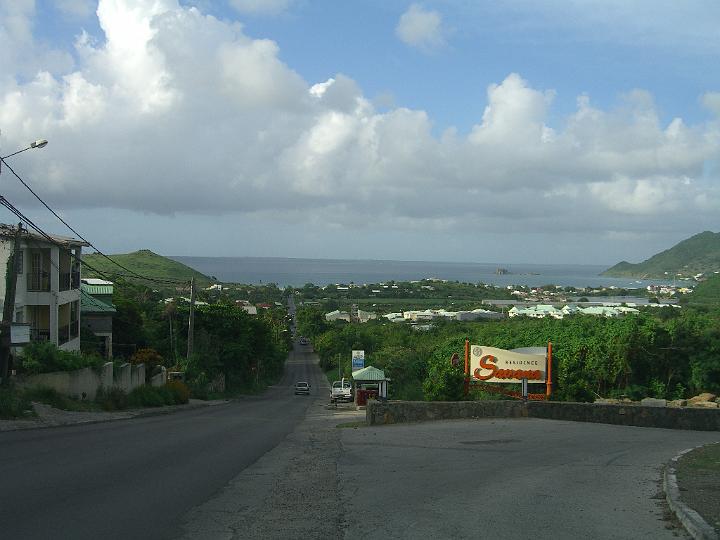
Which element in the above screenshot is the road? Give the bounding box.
[0,341,322,540]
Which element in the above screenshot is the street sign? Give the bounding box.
[351,350,365,372]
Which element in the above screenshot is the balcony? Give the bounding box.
[30,328,50,342]
[60,271,81,291]
[27,272,50,292]
[58,321,79,345]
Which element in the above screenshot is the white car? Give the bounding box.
[294,381,311,395]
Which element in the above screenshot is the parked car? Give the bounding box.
[330,379,353,402]
[299,337,309,346]
[294,381,311,395]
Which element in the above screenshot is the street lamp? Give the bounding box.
[1,139,48,173]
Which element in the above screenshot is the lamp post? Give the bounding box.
[0,138,48,383]
[1,139,48,173]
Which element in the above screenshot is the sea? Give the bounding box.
[169,256,679,290]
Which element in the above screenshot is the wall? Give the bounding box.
[367,400,720,431]
[17,362,161,400]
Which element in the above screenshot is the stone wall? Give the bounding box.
[367,400,720,431]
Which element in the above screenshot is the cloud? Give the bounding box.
[395,4,445,51]
[55,0,95,18]
[228,0,294,16]
[0,0,718,248]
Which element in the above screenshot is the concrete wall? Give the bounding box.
[18,361,162,400]
[367,400,720,431]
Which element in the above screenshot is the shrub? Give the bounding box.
[19,341,104,375]
[130,348,165,368]
[127,385,165,408]
[96,386,128,411]
[0,385,33,419]
[166,380,190,404]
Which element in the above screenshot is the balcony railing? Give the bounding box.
[60,271,81,291]
[27,272,50,292]
[30,328,51,342]
[58,321,79,345]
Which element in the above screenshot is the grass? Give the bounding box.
[336,421,366,429]
[23,386,102,412]
[677,443,720,474]
[0,385,35,419]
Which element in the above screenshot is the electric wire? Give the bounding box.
[0,156,189,285]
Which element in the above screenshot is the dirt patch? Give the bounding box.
[675,442,720,533]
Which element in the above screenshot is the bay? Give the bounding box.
[169,256,677,289]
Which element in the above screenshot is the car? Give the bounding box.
[294,381,311,395]
[299,337,309,346]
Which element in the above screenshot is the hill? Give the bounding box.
[602,231,720,279]
[688,273,720,306]
[82,250,212,287]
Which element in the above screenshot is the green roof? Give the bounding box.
[81,293,116,314]
[351,366,387,381]
[82,284,114,295]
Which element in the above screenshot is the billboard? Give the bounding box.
[351,350,365,372]
[470,345,546,384]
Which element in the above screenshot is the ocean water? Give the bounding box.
[170,256,676,289]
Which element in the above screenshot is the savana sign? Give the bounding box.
[470,346,546,384]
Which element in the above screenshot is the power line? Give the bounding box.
[0,156,189,285]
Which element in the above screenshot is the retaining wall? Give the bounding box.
[17,362,163,400]
[367,400,720,431]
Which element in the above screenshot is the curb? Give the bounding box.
[664,446,719,540]
[0,399,230,433]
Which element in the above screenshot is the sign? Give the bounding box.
[10,323,30,345]
[351,350,365,372]
[470,345,546,384]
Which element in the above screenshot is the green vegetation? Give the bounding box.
[298,305,720,403]
[0,385,33,419]
[19,342,105,375]
[688,274,720,306]
[603,231,720,278]
[82,249,212,287]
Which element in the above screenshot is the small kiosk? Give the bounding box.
[351,366,389,406]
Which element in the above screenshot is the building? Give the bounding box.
[0,224,88,352]
[80,278,116,358]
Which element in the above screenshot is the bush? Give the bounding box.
[166,380,190,404]
[21,386,98,411]
[96,386,128,411]
[19,341,104,375]
[0,385,33,419]
[130,348,165,368]
[127,385,166,408]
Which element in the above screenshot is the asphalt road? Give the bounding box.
[0,341,322,540]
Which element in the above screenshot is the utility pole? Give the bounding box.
[186,277,195,359]
[0,224,22,383]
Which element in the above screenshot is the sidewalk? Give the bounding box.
[672,443,720,538]
[0,398,229,432]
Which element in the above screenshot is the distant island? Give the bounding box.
[602,231,720,279]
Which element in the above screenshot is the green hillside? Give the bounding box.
[82,250,212,287]
[689,273,720,305]
[602,231,720,279]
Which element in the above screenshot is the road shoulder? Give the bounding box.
[668,444,720,539]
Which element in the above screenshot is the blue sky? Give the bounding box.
[1,1,719,266]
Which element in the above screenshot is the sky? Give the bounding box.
[0,0,718,265]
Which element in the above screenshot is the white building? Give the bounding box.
[0,225,87,352]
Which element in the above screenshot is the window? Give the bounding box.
[15,251,23,274]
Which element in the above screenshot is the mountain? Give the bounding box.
[82,250,212,287]
[688,273,720,305]
[602,231,720,279]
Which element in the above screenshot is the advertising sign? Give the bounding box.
[470,345,546,384]
[351,350,365,372]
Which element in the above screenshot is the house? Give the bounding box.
[80,278,116,358]
[0,224,88,352]
[325,310,351,322]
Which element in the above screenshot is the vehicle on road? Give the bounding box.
[299,337,309,346]
[294,382,311,395]
[330,379,353,403]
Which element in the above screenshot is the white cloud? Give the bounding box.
[56,0,95,18]
[702,92,720,116]
[395,4,445,51]
[0,0,718,249]
[229,0,294,16]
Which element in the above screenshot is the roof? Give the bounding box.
[351,366,387,381]
[81,278,114,286]
[81,293,116,314]
[81,283,114,295]
[0,223,89,247]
